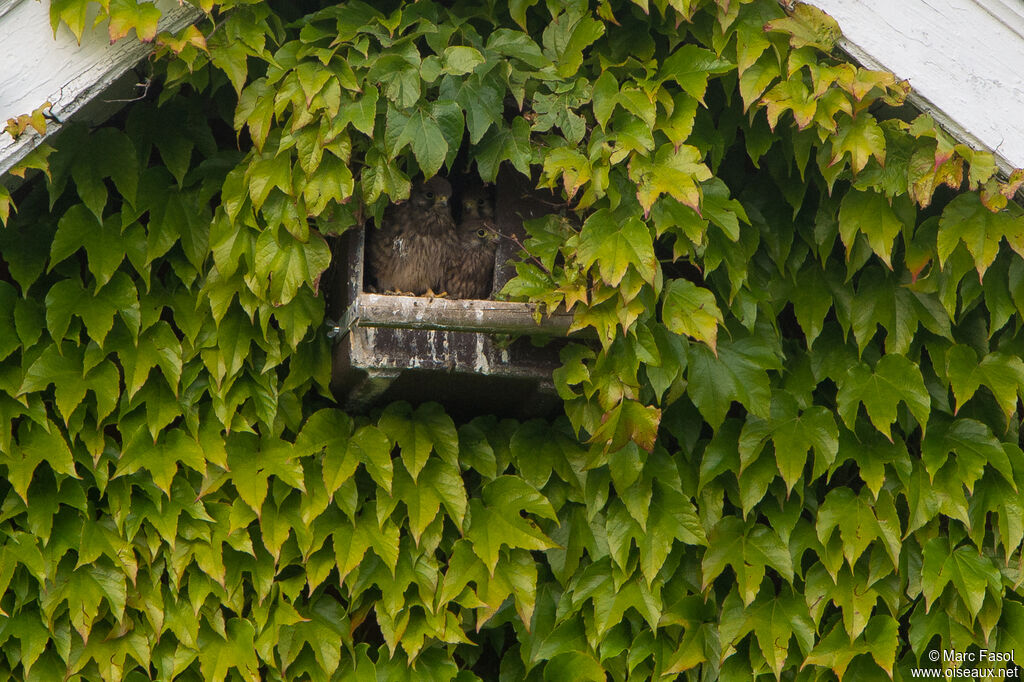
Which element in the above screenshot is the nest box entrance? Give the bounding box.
[325,168,575,418]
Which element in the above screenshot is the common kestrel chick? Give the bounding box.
[367,176,457,295]
[458,183,494,221]
[444,217,500,299]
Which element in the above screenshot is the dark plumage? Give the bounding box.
[367,176,457,295]
[444,217,500,299]
[458,183,494,221]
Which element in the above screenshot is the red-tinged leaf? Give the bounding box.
[107,0,161,43]
[762,77,816,131]
[629,143,712,216]
[764,3,841,52]
[157,25,208,54]
[541,148,591,199]
[831,113,885,174]
[589,399,661,453]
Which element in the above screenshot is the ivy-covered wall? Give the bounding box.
[2,0,1024,679]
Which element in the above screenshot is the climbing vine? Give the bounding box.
[2,0,1024,679]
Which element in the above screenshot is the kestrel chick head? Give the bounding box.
[460,185,494,220]
[409,176,453,218]
[459,219,500,248]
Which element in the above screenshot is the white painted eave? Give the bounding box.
[0,0,202,178]
[809,0,1024,175]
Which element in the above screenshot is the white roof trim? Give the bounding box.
[0,0,201,178]
[809,0,1024,175]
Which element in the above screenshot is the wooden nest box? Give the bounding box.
[326,168,575,418]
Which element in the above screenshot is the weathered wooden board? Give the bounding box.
[809,0,1024,174]
[0,0,202,177]
[347,293,574,336]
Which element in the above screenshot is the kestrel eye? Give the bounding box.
[476,229,487,238]
[425,191,435,199]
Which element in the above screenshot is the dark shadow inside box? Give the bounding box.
[324,166,577,417]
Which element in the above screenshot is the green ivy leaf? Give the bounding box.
[659,44,733,103]
[45,272,139,346]
[938,191,1024,276]
[475,117,533,182]
[745,588,815,678]
[577,210,657,288]
[702,517,793,606]
[945,344,1024,419]
[803,620,870,678]
[921,417,1015,493]
[253,228,331,305]
[921,537,1000,619]
[542,11,605,78]
[197,618,261,682]
[740,393,838,492]
[393,459,467,543]
[836,355,930,439]
[4,421,77,503]
[384,103,461,178]
[815,487,882,569]
[837,189,903,267]
[662,279,723,353]
[378,401,458,481]
[466,476,558,575]
[50,206,130,289]
[441,46,485,75]
[687,328,782,429]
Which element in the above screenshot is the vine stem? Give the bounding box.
[495,228,553,277]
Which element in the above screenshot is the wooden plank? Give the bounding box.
[348,292,576,336]
[0,0,202,177]
[808,0,1024,174]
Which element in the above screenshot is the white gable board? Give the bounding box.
[810,0,1024,175]
[0,0,201,178]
